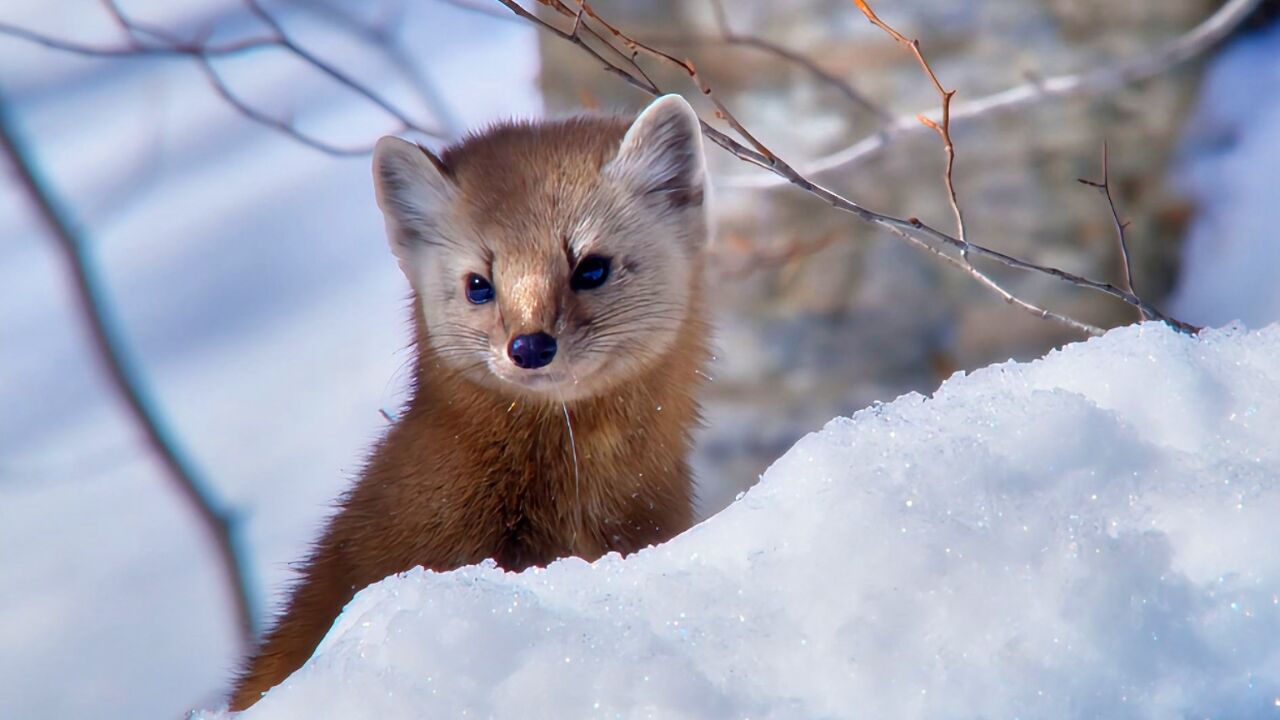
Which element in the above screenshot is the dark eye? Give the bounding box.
[465,273,494,304]
[571,255,611,291]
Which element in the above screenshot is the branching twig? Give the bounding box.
[840,2,1114,337]
[1078,142,1147,321]
[850,0,968,256]
[728,0,1263,188]
[0,95,259,648]
[706,0,890,122]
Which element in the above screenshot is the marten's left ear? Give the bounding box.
[605,94,706,211]
[371,136,455,276]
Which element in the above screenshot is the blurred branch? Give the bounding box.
[729,0,1263,188]
[193,57,373,156]
[705,0,890,122]
[1078,142,1147,321]
[714,232,840,279]
[0,20,276,57]
[438,0,525,21]
[240,0,431,136]
[0,0,456,154]
[0,94,259,648]
[281,0,463,137]
[500,0,1206,335]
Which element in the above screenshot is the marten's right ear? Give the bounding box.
[605,94,706,213]
[372,136,455,270]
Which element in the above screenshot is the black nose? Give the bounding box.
[508,332,557,369]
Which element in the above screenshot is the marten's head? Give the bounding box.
[372,95,708,402]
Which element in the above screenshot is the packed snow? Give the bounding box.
[201,323,1280,719]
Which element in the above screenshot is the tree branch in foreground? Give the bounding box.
[727,0,1263,188]
[0,94,259,648]
[503,0,1209,335]
[1078,142,1148,322]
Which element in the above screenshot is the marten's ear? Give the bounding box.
[372,136,455,271]
[605,94,706,212]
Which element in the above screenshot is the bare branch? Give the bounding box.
[706,0,890,122]
[500,0,1202,335]
[850,0,968,255]
[0,95,260,648]
[728,0,1264,188]
[493,0,657,95]
[713,228,1095,336]
[1078,142,1147,321]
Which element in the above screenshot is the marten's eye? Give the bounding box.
[571,255,611,291]
[465,274,494,304]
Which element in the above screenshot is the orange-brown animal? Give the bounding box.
[229,95,711,709]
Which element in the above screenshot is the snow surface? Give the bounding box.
[204,323,1280,719]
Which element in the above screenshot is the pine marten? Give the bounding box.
[229,95,711,709]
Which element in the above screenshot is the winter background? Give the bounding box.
[1,1,1278,718]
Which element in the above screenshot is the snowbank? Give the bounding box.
[209,322,1280,719]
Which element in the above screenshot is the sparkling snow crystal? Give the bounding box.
[215,323,1280,719]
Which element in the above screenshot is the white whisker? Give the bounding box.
[560,399,582,547]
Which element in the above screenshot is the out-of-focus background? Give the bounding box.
[0,1,1277,717]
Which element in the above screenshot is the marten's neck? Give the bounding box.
[383,293,708,567]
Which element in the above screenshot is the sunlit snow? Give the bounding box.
[210,323,1280,719]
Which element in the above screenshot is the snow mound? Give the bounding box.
[217,323,1280,719]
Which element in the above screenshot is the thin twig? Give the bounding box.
[706,0,890,122]
[0,95,259,648]
[493,0,656,95]
[727,0,1263,188]
[1078,142,1147,320]
[850,0,968,256]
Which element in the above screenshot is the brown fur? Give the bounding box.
[229,101,709,709]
